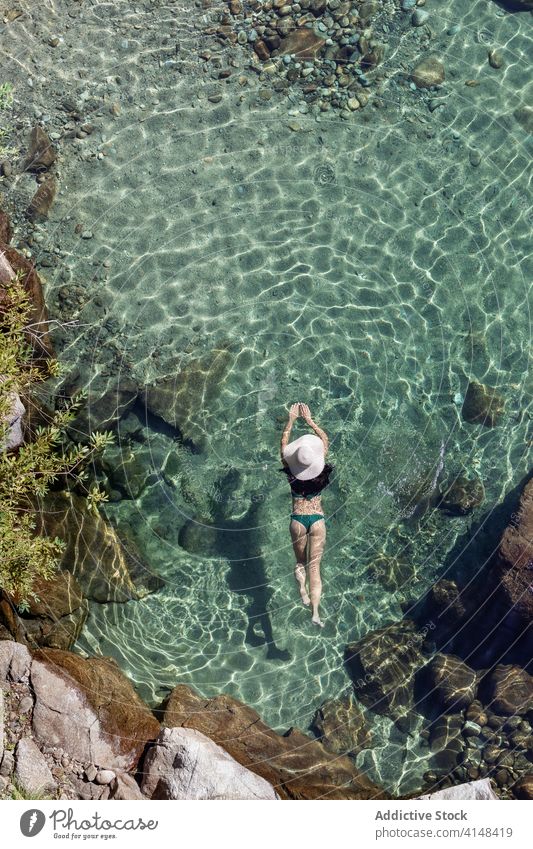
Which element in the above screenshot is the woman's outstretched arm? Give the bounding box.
[299,403,329,456]
[280,402,300,465]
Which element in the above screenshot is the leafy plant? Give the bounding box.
[0,81,17,159]
[0,270,114,607]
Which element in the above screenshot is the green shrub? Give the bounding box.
[0,271,114,608]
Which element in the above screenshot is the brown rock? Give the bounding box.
[254,40,271,61]
[63,374,139,440]
[0,243,54,361]
[491,476,533,629]
[26,177,57,222]
[139,345,233,449]
[438,474,485,515]
[274,28,326,60]
[0,570,87,650]
[411,56,445,89]
[34,489,163,603]
[109,773,146,800]
[310,690,372,756]
[344,620,426,718]
[481,665,533,716]
[419,654,478,712]
[462,381,504,427]
[22,126,57,172]
[160,684,387,799]
[512,774,533,800]
[367,553,414,592]
[0,210,12,243]
[31,649,160,770]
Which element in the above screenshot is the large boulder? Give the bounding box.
[309,690,372,756]
[0,570,87,650]
[438,474,485,516]
[139,346,233,449]
[160,684,387,800]
[33,490,163,602]
[344,620,427,718]
[417,654,478,713]
[31,648,160,771]
[142,727,279,800]
[480,665,533,716]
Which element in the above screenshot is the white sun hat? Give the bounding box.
[283,433,325,480]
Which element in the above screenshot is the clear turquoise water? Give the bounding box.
[4,0,531,792]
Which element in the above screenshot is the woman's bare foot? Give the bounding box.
[312,613,324,628]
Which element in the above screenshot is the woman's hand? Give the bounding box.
[288,402,300,422]
[299,403,313,423]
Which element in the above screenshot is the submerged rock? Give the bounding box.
[142,727,279,800]
[495,1,533,10]
[411,56,445,89]
[438,474,485,516]
[367,553,415,591]
[344,620,427,718]
[34,490,163,602]
[160,684,387,799]
[462,381,504,427]
[22,126,57,172]
[64,374,138,441]
[418,654,478,713]
[140,345,234,449]
[0,570,87,650]
[490,475,533,631]
[480,665,533,716]
[310,689,372,756]
[26,177,58,222]
[273,28,326,61]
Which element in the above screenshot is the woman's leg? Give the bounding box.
[308,519,326,626]
[290,519,310,606]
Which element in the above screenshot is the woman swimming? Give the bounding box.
[280,402,333,628]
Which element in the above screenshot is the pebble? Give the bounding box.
[18,696,33,714]
[95,769,116,785]
[80,230,93,239]
[237,30,247,44]
[412,9,429,26]
[488,49,504,70]
[401,0,416,9]
[469,149,481,167]
[463,721,482,737]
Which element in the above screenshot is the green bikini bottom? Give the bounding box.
[290,513,327,532]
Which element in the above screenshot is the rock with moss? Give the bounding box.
[34,490,163,602]
[310,689,372,756]
[461,381,504,427]
[438,474,485,516]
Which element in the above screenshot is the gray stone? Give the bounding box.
[19,696,34,714]
[412,9,429,26]
[109,773,146,800]
[31,659,130,771]
[0,749,15,778]
[463,721,482,737]
[0,643,32,683]
[141,727,279,800]
[95,769,116,785]
[14,738,56,795]
[418,778,499,800]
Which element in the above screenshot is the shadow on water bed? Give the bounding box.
[179,468,291,662]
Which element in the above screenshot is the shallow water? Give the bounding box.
[2,0,532,793]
